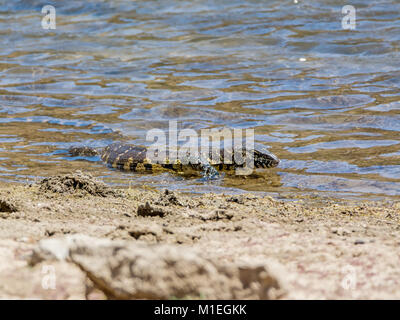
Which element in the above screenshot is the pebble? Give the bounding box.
[354,239,365,245]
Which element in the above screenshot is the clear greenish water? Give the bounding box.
[0,0,400,199]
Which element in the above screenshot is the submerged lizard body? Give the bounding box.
[69,143,279,177]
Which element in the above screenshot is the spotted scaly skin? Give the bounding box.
[69,143,279,176]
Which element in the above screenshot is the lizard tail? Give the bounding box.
[68,146,99,157]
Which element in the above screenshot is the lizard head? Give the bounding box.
[253,149,280,168]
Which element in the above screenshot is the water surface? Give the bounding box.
[1,0,400,199]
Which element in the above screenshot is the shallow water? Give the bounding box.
[0,0,399,198]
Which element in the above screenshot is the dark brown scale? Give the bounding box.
[162,164,174,170]
[101,144,147,167]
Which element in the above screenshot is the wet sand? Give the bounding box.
[1,171,399,299]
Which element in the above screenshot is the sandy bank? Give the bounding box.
[0,172,399,299]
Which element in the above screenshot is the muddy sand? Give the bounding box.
[0,171,399,299]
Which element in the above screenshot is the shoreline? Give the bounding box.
[1,172,399,299]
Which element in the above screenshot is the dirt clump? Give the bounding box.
[227,195,245,204]
[0,198,18,213]
[183,209,233,221]
[137,202,169,217]
[127,223,163,241]
[38,171,116,197]
[155,189,183,206]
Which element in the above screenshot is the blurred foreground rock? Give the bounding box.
[30,234,284,299]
